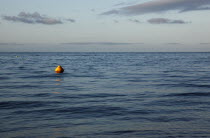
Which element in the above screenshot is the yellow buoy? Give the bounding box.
[55,65,64,73]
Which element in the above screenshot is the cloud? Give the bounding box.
[165,43,181,45]
[113,20,119,23]
[102,0,210,15]
[91,9,95,12]
[2,12,62,25]
[148,18,188,24]
[114,2,126,7]
[102,10,119,15]
[200,43,210,45]
[61,42,143,45]
[66,18,76,23]
[113,1,139,7]
[0,43,24,45]
[129,19,141,23]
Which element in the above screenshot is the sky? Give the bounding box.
[0,0,210,52]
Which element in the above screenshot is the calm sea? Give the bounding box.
[1,52,210,138]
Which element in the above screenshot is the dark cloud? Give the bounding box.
[2,12,62,25]
[148,18,188,24]
[66,18,76,23]
[102,0,210,15]
[3,15,34,24]
[102,10,119,15]
[36,18,62,25]
[129,19,141,23]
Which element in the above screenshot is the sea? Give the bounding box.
[1,52,210,138]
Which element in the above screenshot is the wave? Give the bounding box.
[166,92,210,97]
[0,101,60,109]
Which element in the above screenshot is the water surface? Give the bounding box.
[1,52,210,137]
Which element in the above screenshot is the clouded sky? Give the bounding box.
[0,0,210,52]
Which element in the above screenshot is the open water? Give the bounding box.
[1,52,210,138]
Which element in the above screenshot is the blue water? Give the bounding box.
[1,52,210,137]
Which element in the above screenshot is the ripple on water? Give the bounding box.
[1,52,210,137]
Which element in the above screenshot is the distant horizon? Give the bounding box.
[2,51,210,53]
[0,42,210,52]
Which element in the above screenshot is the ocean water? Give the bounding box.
[1,52,210,138]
